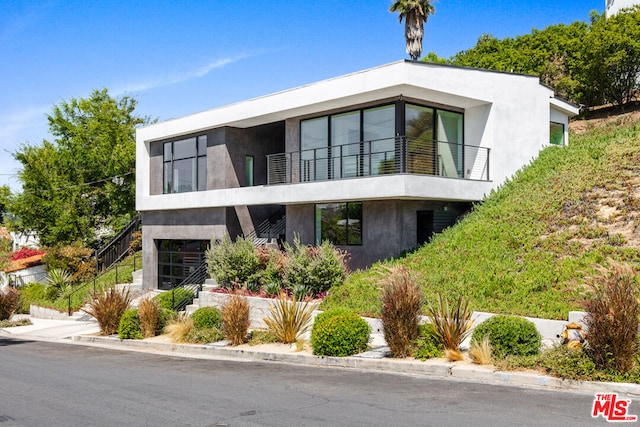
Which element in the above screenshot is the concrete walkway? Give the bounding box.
[0,315,101,340]
[2,315,640,397]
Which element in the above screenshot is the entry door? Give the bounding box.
[416,211,434,246]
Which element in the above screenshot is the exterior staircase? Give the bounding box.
[185,278,219,314]
[95,214,141,272]
[245,207,286,246]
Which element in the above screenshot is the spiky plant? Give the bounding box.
[583,261,640,373]
[426,294,474,352]
[83,287,132,336]
[264,282,281,298]
[263,292,317,344]
[137,296,160,338]
[0,287,21,321]
[380,266,422,357]
[222,294,250,346]
[46,268,72,298]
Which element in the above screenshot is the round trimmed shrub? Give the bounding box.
[311,308,370,357]
[191,306,223,330]
[471,315,541,359]
[118,309,143,340]
[154,288,194,311]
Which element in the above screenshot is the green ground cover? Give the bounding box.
[322,116,640,320]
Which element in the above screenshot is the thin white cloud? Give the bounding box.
[114,55,248,95]
[0,105,49,147]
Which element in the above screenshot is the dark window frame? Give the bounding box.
[163,135,207,194]
[299,99,465,180]
[315,201,363,246]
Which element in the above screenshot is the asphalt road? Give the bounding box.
[0,336,617,426]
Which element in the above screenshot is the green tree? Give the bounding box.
[451,22,589,103]
[6,89,151,247]
[389,0,436,61]
[581,8,640,107]
[0,185,9,223]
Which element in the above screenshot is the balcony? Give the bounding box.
[266,137,490,185]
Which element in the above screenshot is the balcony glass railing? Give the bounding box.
[266,137,490,185]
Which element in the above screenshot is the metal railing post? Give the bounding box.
[487,147,491,181]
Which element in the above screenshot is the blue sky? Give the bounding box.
[0,0,604,190]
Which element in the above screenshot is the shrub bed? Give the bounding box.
[118,309,143,339]
[471,315,541,359]
[311,308,370,357]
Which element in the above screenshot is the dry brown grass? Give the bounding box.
[165,313,194,343]
[138,296,160,338]
[222,294,250,346]
[0,287,20,321]
[83,287,132,335]
[469,335,493,365]
[444,348,465,362]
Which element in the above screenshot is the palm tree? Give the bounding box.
[389,0,436,61]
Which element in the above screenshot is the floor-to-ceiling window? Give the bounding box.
[405,103,463,178]
[299,101,463,181]
[300,104,396,181]
[301,117,329,181]
[157,240,208,290]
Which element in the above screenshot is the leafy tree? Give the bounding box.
[0,185,9,223]
[451,22,589,103]
[581,8,640,107]
[6,89,151,247]
[389,0,436,61]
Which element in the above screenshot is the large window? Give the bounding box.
[163,135,207,193]
[157,240,208,290]
[315,202,363,245]
[300,101,463,181]
[405,104,463,178]
[300,105,396,181]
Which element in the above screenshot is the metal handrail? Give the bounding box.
[95,214,141,272]
[169,259,209,312]
[66,252,140,315]
[267,137,490,185]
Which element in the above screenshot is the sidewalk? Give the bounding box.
[2,315,640,397]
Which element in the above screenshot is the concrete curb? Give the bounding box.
[72,335,640,396]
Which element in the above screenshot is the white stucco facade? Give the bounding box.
[135,60,579,285]
[606,0,640,15]
[136,61,577,212]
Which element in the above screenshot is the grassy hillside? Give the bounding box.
[322,113,640,320]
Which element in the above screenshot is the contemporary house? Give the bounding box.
[136,60,578,290]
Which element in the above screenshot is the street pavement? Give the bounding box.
[1,315,640,398]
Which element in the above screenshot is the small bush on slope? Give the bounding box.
[322,119,640,319]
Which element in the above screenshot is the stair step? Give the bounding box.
[185,304,199,315]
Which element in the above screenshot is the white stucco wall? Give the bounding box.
[136,61,578,212]
[606,0,640,15]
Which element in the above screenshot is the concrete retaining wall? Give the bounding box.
[30,304,72,320]
[197,290,585,342]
